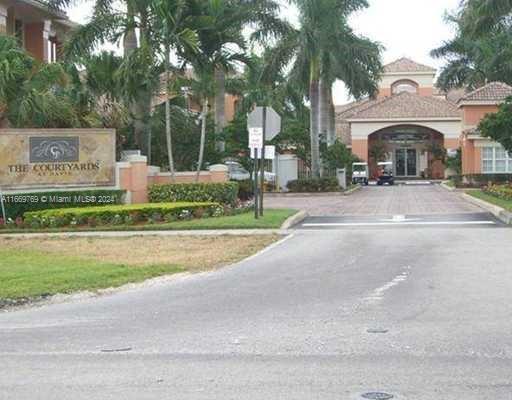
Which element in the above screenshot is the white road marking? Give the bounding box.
[303,220,496,227]
[364,266,411,305]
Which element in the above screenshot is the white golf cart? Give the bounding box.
[352,162,369,185]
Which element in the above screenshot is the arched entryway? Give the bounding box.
[367,125,445,179]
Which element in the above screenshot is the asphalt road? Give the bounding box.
[1,224,512,399]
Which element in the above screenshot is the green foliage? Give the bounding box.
[369,140,388,163]
[484,184,512,201]
[286,177,340,193]
[2,190,125,219]
[0,34,101,128]
[23,202,220,228]
[432,2,512,90]
[148,182,239,206]
[322,140,359,177]
[446,148,462,175]
[479,97,512,153]
[149,104,223,170]
[236,179,254,201]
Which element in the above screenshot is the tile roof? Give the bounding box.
[343,92,461,120]
[458,82,512,103]
[383,57,436,73]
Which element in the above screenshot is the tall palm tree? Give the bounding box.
[47,0,162,155]
[431,12,512,90]
[150,0,198,179]
[268,0,382,177]
[187,0,290,152]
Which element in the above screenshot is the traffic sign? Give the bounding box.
[247,106,281,141]
[248,127,263,149]
[251,145,275,159]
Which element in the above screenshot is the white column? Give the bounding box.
[0,5,8,34]
[42,20,52,62]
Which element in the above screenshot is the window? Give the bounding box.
[481,146,512,173]
[391,80,419,95]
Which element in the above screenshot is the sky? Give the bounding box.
[67,0,461,105]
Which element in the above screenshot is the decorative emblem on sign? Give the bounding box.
[30,137,79,163]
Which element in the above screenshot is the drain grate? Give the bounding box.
[361,392,394,400]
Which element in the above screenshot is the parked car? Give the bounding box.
[223,161,251,181]
[252,170,277,183]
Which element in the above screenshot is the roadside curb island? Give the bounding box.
[462,193,512,225]
[281,210,308,230]
[0,210,307,239]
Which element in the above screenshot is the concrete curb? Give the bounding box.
[344,185,362,196]
[281,210,308,230]
[462,193,512,225]
[0,229,291,239]
[265,192,345,197]
[440,181,456,192]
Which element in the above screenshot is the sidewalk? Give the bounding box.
[0,229,291,239]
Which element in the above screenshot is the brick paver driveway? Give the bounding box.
[266,184,483,216]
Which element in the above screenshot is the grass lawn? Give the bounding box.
[0,235,279,307]
[466,190,512,212]
[0,209,298,234]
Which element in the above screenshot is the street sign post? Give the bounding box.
[0,187,6,222]
[248,106,281,218]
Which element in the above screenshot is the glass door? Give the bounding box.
[395,148,417,177]
[407,149,417,176]
[396,149,406,176]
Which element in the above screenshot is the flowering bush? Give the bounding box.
[483,184,512,201]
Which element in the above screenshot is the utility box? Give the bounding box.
[336,168,347,190]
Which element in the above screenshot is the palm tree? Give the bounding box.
[47,0,162,155]
[0,35,97,128]
[187,0,290,152]
[431,13,512,90]
[150,0,199,180]
[267,0,382,177]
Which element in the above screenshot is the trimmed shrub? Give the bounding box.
[286,177,340,193]
[1,190,125,219]
[23,202,221,228]
[148,182,238,206]
[236,179,254,201]
[483,184,512,201]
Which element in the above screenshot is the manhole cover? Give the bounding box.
[366,328,389,334]
[100,347,132,353]
[361,392,394,400]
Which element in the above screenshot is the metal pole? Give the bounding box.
[259,106,267,217]
[0,187,6,222]
[253,147,259,219]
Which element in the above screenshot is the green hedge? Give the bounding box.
[149,182,239,206]
[286,177,340,193]
[21,202,221,229]
[1,190,125,219]
[483,184,512,201]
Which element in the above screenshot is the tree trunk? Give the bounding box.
[319,78,330,145]
[328,85,336,145]
[214,66,226,152]
[123,3,147,152]
[196,97,208,182]
[164,44,175,181]
[310,77,321,178]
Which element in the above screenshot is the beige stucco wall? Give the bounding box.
[350,120,461,140]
